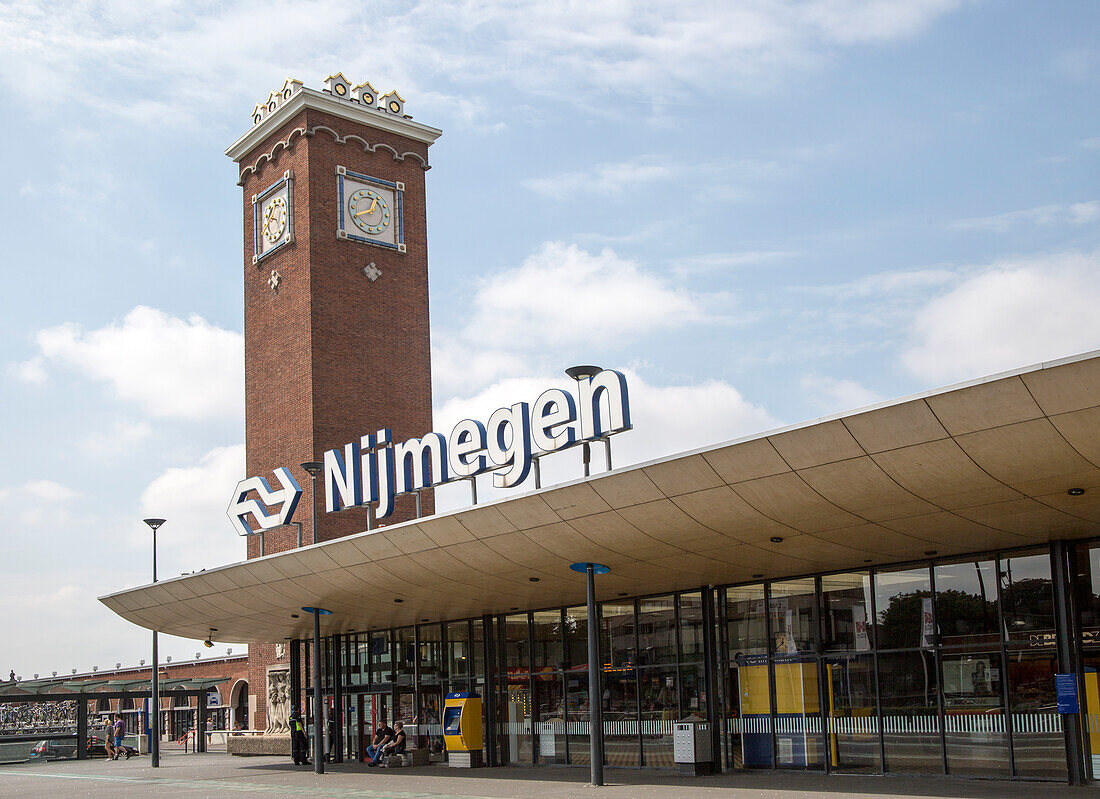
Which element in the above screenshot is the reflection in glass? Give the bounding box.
[878,650,942,774]
[503,614,530,673]
[637,596,676,667]
[565,666,591,765]
[418,689,445,762]
[534,673,565,764]
[501,671,532,764]
[1000,553,1056,647]
[935,561,1000,649]
[533,610,564,672]
[447,621,469,683]
[941,650,1008,777]
[874,567,933,650]
[1006,650,1065,779]
[640,666,677,767]
[1074,546,1100,778]
[564,606,589,671]
[773,655,823,767]
[727,584,767,658]
[418,624,442,686]
[370,631,392,683]
[822,573,873,652]
[395,627,415,687]
[732,655,773,767]
[603,658,639,767]
[680,593,704,660]
[824,654,880,773]
[770,579,817,654]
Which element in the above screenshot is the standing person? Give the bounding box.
[7,670,14,683]
[289,707,309,766]
[102,717,115,760]
[364,715,394,767]
[112,714,130,759]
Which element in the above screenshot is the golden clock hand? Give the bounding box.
[355,197,379,217]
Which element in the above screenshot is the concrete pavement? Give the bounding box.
[0,751,1096,799]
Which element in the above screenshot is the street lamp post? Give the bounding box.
[301,462,323,546]
[570,561,610,786]
[301,606,332,775]
[566,365,603,477]
[143,518,166,768]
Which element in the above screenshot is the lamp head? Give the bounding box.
[300,461,323,477]
[565,365,602,381]
[143,518,166,531]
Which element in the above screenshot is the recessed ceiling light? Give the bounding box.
[752,573,764,579]
[290,614,299,619]
[618,592,628,597]
[1068,488,1085,496]
[529,577,540,582]
[924,550,938,556]
[422,618,430,623]
[510,606,519,611]
[393,598,403,603]
[863,559,872,563]
[770,536,784,543]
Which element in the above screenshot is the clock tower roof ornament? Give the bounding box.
[226,74,442,163]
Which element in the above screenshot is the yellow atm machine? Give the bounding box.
[443,692,483,768]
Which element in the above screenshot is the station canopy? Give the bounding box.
[0,677,226,699]
[100,351,1100,644]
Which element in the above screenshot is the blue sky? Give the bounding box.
[1,0,1098,677]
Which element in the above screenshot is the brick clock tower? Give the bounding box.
[225,75,441,729]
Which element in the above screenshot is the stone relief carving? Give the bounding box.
[265,667,290,735]
[275,643,286,660]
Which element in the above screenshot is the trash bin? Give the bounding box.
[673,721,713,775]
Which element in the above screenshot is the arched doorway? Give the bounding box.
[93,697,111,735]
[230,680,249,730]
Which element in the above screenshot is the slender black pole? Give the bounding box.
[586,564,604,786]
[312,610,324,774]
[151,527,160,768]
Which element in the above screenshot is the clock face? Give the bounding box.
[262,196,287,242]
[348,188,390,235]
[337,169,405,252]
[253,174,293,262]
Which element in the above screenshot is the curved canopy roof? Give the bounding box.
[100,351,1100,643]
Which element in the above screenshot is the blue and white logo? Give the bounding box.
[226,467,303,537]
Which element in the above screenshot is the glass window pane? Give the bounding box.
[773,656,823,767]
[603,658,639,767]
[941,650,1008,777]
[600,601,635,669]
[1006,650,1065,779]
[878,650,942,774]
[418,624,442,686]
[822,572,873,652]
[534,674,565,764]
[679,593,704,661]
[637,596,676,667]
[770,579,817,654]
[564,606,589,671]
[533,610,564,672]
[395,627,415,687]
[874,567,933,650]
[500,671,532,764]
[370,631,392,683]
[565,659,591,765]
[934,561,1000,648]
[472,618,485,686]
[639,666,677,767]
[731,655,773,767]
[503,614,530,673]
[726,584,767,658]
[1075,544,1100,648]
[1000,553,1056,647]
[447,621,469,680]
[824,653,880,773]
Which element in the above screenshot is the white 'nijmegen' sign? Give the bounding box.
[228,369,631,536]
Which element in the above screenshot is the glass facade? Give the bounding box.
[297,540,1100,782]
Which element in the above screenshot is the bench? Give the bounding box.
[383,747,429,767]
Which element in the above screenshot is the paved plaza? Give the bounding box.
[0,753,1097,799]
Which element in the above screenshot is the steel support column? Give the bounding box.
[76,699,88,760]
[1052,541,1085,785]
[586,564,604,785]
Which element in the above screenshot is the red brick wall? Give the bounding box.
[67,656,249,714]
[237,103,439,728]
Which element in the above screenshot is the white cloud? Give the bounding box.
[804,267,957,299]
[6,355,47,384]
[951,201,1099,232]
[903,250,1100,382]
[22,480,79,501]
[31,306,243,421]
[466,241,700,349]
[523,158,673,199]
[800,374,883,414]
[0,1,964,126]
[433,369,778,510]
[136,444,247,571]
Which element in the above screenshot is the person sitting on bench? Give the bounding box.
[380,721,407,764]
[365,716,394,767]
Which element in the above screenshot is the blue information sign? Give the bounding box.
[1055,673,1079,714]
